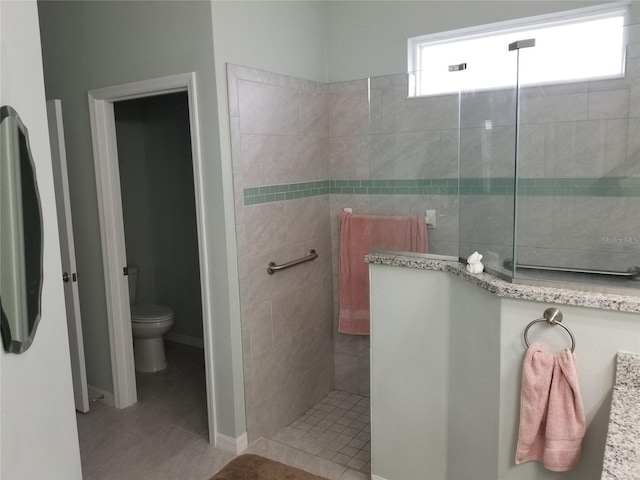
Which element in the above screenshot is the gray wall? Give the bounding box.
[1,1,82,477]
[38,0,245,438]
[325,1,627,82]
[115,93,204,341]
[211,1,328,84]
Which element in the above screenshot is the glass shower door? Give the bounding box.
[513,22,640,292]
[457,53,519,274]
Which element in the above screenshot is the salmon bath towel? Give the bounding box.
[338,212,427,335]
[516,343,586,472]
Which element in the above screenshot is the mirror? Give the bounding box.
[0,106,44,353]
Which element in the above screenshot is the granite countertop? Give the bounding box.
[365,252,640,314]
[601,352,640,479]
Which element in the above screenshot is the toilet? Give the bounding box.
[127,265,174,373]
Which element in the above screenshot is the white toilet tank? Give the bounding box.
[127,265,138,305]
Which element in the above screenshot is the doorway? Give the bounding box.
[114,90,207,427]
[87,73,217,443]
[115,93,203,347]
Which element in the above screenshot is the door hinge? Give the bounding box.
[72,272,78,282]
[123,266,128,276]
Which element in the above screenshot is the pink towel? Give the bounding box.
[338,212,427,335]
[516,343,586,472]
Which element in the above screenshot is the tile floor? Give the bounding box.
[269,391,371,473]
[245,390,371,480]
[77,341,371,480]
[76,342,235,480]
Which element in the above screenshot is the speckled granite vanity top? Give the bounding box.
[601,352,640,479]
[366,252,640,314]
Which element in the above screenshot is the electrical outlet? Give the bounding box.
[426,209,436,228]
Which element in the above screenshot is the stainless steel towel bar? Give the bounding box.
[504,259,640,281]
[524,307,575,353]
[267,249,317,275]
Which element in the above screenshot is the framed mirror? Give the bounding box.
[1,105,44,353]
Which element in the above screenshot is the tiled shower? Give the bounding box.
[227,36,640,441]
[228,65,334,442]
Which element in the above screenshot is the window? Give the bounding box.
[408,2,628,97]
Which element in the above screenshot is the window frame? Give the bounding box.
[407,1,630,98]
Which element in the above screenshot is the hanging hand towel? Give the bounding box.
[516,343,586,472]
[338,212,427,335]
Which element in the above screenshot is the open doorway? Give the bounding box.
[87,73,217,444]
[113,91,208,436]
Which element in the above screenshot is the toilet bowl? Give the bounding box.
[128,266,174,373]
[131,304,174,372]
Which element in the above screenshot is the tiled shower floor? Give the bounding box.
[268,391,371,474]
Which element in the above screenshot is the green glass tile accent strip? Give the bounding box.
[244,180,331,205]
[244,177,640,205]
[328,178,464,195]
[514,177,640,197]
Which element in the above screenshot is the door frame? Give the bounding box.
[88,73,217,440]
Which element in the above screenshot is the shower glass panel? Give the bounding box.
[356,18,639,295]
[355,72,460,258]
[457,53,518,274]
[511,22,640,293]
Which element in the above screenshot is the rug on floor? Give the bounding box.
[210,454,330,480]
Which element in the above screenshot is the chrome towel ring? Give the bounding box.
[523,307,576,353]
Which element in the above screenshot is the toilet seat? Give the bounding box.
[131,304,174,323]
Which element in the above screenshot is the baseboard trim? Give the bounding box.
[216,432,248,455]
[371,475,387,480]
[165,332,204,348]
[87,384,115,407]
